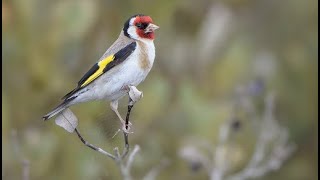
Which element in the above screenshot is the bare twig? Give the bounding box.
[69,86,145,180]
[126,145,140,171]
[50,85,161,179]
[74,124,141,180]
[179,90,295,180]
[74,128,116,160]
[227,93,296,180]
[115,145,140,180]
[125,104,134,130]
[122,103,133,158]
[121,136,130,158]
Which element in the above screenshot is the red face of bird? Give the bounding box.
[124,14,159,41]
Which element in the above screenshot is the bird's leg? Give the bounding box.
[110,100,124,124]
[110,100,131,133]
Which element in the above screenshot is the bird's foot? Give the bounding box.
[120,119,132,134]
[128,85,143,105]
[121,85,143,105]
[112,122,133,138]
[121,122,133,134]
[119,118,133,134]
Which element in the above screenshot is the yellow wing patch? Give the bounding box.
[80,55,115,87]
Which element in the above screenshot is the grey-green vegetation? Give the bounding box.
[2,0,317,179]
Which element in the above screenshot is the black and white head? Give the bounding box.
[123,14,159,41]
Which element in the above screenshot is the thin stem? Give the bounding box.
[125,104,133,130]
[126,145,140,171]
[122,99,134,158]
[122,135,130,158]
[74,128,116,160]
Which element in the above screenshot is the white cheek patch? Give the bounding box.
[129,18,135,26]
[127,17,143,40]
[127,26,139,40]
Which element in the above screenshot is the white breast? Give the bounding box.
[76,40,156,102]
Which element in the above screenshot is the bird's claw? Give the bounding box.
[119,119,133,134]
[112,121,133,138]
[122,123,133,134]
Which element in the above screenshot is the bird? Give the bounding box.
[43,14,159,131]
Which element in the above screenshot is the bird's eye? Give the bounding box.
[136,23,142,28]
[136,23,149,30]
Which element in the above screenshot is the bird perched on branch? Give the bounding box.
[43,14,159,131]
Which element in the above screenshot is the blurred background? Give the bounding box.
[2,0,318,179]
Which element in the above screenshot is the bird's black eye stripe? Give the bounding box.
[136,23,148,29]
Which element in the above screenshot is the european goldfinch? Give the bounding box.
[43,14,159,129]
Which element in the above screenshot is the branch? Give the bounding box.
[52,86,145,180]
[226,93,296,180]
[126,145,140,171]
[74,127,140,180]
[74,128,116,160]
[178,91,296,180]
[118,145,141,180]
[48,85,165,179]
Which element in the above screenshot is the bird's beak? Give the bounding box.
[145,23,160,33]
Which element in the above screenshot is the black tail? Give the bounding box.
[43,101,68,120]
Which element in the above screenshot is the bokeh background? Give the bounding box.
[2,0,318,179]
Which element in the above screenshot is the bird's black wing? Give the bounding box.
[61,42,137,100]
